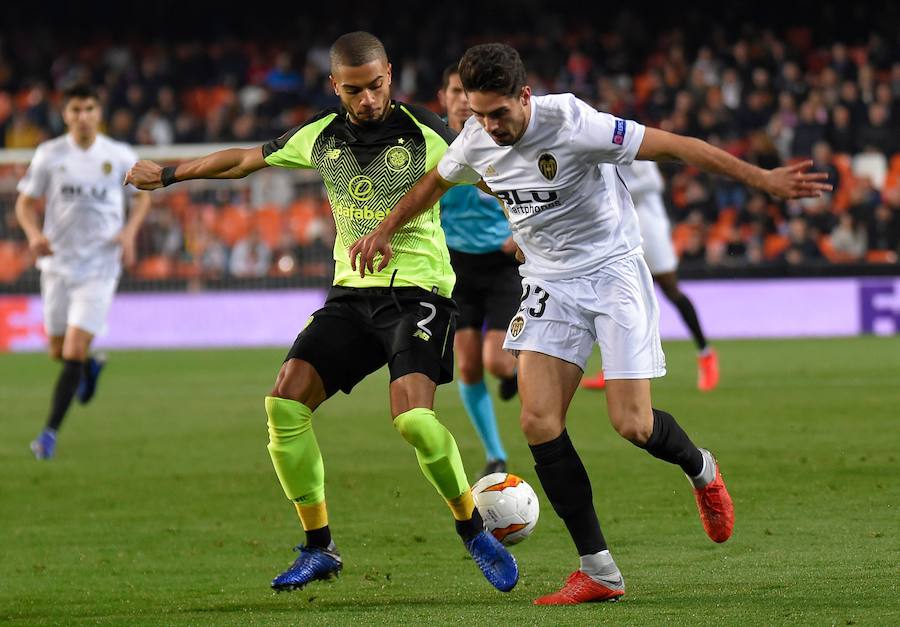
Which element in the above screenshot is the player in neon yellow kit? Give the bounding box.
[126,32,517,593]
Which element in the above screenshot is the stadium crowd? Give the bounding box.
[1,6,898,285]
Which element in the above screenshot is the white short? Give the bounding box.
[503,255,666,379]
[40,272,119,337]
[636,193,678,275]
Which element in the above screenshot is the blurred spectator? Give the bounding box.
[736,191,778,236]
[857,103,896,156]
[680,224,708,266]
[811,141,840,193]
[250,168,295,207]
[108,108,136,143]
[826,105,857,154]
[829,213,866,260]
[780,216,823,265]
[229,227,271,278]
[136,109,174,145]
[149,208,185,260]
[865,204,899,253]
[798,194,837,240]
[837,80,867,125]
[791,99,826,157]
[195,230,229,278]
[848,177,883,224]
[4,111,45,147]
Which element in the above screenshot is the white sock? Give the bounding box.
[688,449,717,488]
[579,550,623,587]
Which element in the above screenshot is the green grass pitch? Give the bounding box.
[2,337,898,625]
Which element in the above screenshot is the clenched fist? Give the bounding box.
[124,160,164,190]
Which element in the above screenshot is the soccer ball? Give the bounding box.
[471,472,539,546]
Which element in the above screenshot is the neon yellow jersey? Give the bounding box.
[263,101,457,297]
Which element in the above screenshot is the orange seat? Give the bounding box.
[174,260,202,279]
[817,235,858,263]
[135,255,173,280]
[883,153,900,193]
[708,208,738,243]
[217,205,253,246]
[0,241,27,283]
[632,72,655,105]
[671,223,697,257]
[288,199,318,243]
[718,207,737,227]
[832,153,857,212]
[865,250,898,264]
[182,87,211,118]
[255,205,284,248]
[763,234,790,259]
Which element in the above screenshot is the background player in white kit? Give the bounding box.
[582,160,720,392]
[15,84,150,460]
[350,44,830,604]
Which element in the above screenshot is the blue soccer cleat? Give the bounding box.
[465,530,519,592]
[30,429,57,460]
[76,354,106,405]
[271,544,342,592]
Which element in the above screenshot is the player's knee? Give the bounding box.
[483,351,511,379]
[456,357,483,384]
[393,408,444,455]
[264,396,312,430]
[519,408,563,443]
[61,347,88,362]
[271,361,325,410]
[611,410,653,444]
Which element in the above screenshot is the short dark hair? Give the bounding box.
[62,83,99,105]
[330,31,388,70]
[458,44,527,96]
[441,63,459,90]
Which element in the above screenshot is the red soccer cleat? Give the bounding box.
[533,570,624,605]
[697,348,719,391]
[581,371,606,390]
[693,456,734,543]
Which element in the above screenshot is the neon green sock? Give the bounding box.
[265,396,324,506]
[394,408,471,514]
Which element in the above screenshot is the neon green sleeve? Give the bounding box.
[263,112,338,169]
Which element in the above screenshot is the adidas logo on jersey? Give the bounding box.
[485,164,497,176]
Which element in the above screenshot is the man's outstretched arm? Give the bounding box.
[124,147,269,190]
[348,167,455,277]
[636,127,832,199]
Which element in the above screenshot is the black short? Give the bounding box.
[285,286,457,397]
[449,249,522,331]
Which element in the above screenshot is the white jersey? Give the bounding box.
[17,133,139,281]
[618,161,677,274]
[617,160,664,204]
[437,93,646,280]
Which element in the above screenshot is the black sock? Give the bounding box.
[305,525,332,550]
[638,409,704,477]
[671,293,707,350]
[455,505,484,543]
[530,430,607,555]
[45,359,84,431]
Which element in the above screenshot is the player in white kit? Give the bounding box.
[15,84,150,460]
[581,160,720,392]
[349,44,830,604]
